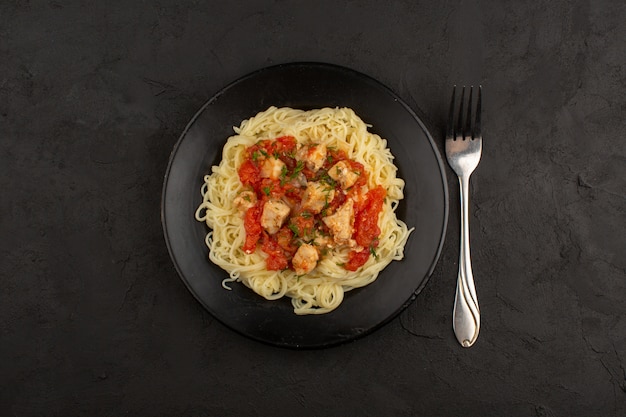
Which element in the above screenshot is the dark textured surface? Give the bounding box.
[1,0,624,416]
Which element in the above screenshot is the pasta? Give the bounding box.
[195,106,413,315]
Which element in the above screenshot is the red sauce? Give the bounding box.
[326,148,348,166]
[275,226,298,255]
[274,135,297,153]
[260,233,289,270]
[258,178,283,199]
[237,136,385,272]
[345,249,370,271]
[242,204,262,253]
[327,190,346,214]
[354,185,386,248]
[290,212,315,238]
[238,160,260,187]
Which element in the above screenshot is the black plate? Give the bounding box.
[162,62,448,348]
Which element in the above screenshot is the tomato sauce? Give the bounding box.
[237,136,385,272]
[345,248,370,271]
[354,185,386,248]
[238,160,260,187]
[242,204,262,253]
[260,233,289,270]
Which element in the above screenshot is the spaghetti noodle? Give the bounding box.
[195,107,412,315]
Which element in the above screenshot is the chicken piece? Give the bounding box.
[297,143,327,172]
[301,181,335,214]
[328,161,360,189]
[322,199,355,245]
[292,243,319,275]
[313,235,334,250]
[259,156,286,180]
[233,190,257,213]
[261,199,291,235]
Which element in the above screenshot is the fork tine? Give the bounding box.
[465,86,473,140]
[456,86,465,140]
[474,85,482,140]
[446,86,456,139]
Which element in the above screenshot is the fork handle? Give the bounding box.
[453,175,480,347]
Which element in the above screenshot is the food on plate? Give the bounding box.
[195,106,412,315]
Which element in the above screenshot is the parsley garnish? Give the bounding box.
[262,186,271,196]
[279,165,288,186]
[317,171,337,188]
[290,160,304,179]
[288,223,300,237]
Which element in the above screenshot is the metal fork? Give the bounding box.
[446,85,482,347]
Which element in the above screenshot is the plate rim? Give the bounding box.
[161,61,449,348]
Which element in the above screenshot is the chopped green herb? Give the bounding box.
[288,223,300,237]
[369,246,379,259]
[262,186,271,196]
[290,160,304,179]
[279,165,288,186]
[317,171,337,188]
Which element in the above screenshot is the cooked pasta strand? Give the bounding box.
[195,107,413,315]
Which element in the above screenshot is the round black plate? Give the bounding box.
[162,62,448,348]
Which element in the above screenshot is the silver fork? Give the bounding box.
[446,85,482,347]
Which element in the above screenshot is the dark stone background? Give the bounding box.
[1,1,624,416]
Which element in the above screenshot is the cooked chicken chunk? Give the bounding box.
[260,156,286,180]
[261,199,290,234]
[297,143,327,172]
[328,161,360,189]
[301,181,335,214]
[313,234,333,247]
[233,190,257,213]
[292,243,319,275]
[322,199,354,245]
